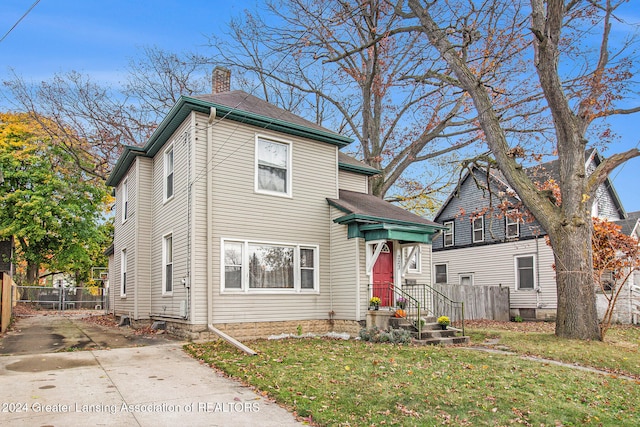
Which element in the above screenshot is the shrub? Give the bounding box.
[358,327,412,344]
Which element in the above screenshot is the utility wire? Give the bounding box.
[0,0,42,44]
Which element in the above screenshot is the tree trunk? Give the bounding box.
[549,222,601,340]
[26,261,39,285]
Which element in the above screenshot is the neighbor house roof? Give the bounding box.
[107,92,355,187]
[327,190,445,243]
[615,211,640,237]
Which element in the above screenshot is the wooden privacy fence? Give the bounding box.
[432,284,510,321]
[1,272,14,333]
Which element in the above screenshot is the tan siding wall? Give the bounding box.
[208,118,338,324]
[338,170,368,193]
[191,113,210,324]
[134,158,153,319]
[329,206,359,320]
[149,120,191,318]
[432,239,557,310]
[112,163,137,317]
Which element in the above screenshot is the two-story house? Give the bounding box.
[105,68,444,340]
[431,149,639,322]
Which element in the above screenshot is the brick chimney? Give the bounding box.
[212,66,231,94]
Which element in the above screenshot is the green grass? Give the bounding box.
[467,323,640,378]
[185,329,640,426]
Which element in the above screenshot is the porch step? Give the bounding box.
[388,317,470,346]
[413,336,470,346]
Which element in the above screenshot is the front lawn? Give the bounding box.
[185,324,640,426]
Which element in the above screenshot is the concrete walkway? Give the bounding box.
[0,314,304,426]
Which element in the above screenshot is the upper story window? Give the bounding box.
[256,137,291,197]
[506,210,520,238]
[443,221,454,247]
[164,145,174,202]
[515,255,535,290]
[121,179,128,223]
[472,217,484,243]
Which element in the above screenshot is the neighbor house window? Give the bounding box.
[506,210,520,238]
[120,249,127,297]
[434,264,448,284]
[122,179,128,223]
[222,240,318,292]
[515,255,535,290]
[256,137,291,196]
[403,246,421,273]
[164,145,174,201]
[443,221,454,247]
[472,217,484,243]
[163,234,173,294]
[459,274,474,286]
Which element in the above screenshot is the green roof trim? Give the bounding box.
[338,161,380,176]
[106,95,353,187]
[333,213,445,243]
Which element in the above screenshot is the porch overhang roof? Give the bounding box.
[332,213,444,244]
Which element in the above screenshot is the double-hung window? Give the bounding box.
[164,146,174,201]
[256,137,291,197]
[122,179,128,223]
[402,246,421,273]
[120,249,127,297]
[515,255,535,290]
[163,234,173,294]
[506,210,520,238]
[222,240,318,292]
[434,264,448,284]
[443,221,454,247]
[472,217,484,243]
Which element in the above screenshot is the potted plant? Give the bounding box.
[369,297,381,310]
[437,315,450,330]
[396,297,407,309]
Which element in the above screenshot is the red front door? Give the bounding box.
[373,242,394,306]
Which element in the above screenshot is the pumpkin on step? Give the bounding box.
[394,309,406,318]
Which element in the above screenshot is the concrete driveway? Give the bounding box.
[0,313,304,426]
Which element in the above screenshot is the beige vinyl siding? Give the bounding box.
[190,113,210,324]
[208,116,336,323]
[107,253,114,313]
[113,164,137,317]
[134,158,153,319]
[329,206,359,320]
[338,170,368,193]
[149,120,191,319]
[432,239,557,310]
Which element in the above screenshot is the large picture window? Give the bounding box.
[222,240,318,292]
[163,234,173,294]
[256,137,291,196]
[515,255,535,290]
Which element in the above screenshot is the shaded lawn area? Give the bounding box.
[185,324,640,426]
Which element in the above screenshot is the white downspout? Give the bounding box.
[206,107,216,328]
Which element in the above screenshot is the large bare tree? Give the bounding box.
[2,47,210,179]
[400,0,640,339]
[211,0,503,207]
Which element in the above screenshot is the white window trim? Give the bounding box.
[162,233,173,296]
[459,273,474,286]
[163,144,174,203]
[434,263,448,284]
[221,238,319,293]
[402,245,421,274]
[506,210,520,238]
[254,135,293,198]
[120,249,127,298]
[443,221,454,247]
[121,179,128,224]
[472,217,484,243]
[514,254,536,291]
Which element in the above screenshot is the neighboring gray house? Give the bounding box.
[432,149,639,323]
[106,69,444,340]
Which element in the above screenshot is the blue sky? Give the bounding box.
[1,0,638,212]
